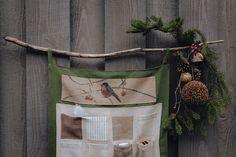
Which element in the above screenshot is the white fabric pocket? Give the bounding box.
[137,139,154,157]
[59,142,83,157]
[113,140,133,157]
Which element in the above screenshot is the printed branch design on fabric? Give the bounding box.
[61,75,156,105]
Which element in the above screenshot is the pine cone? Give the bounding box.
[193,70,201,80]
[177,62,191,72]
[181,80,209,104]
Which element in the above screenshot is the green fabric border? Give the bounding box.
[48,55,169,157]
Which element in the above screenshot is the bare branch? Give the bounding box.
[4,36,224,58]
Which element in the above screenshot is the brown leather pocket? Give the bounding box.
[61,113,82,139]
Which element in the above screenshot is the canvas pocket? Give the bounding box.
[137,138,154,157]
[86,142,111,157]
[59,142,83,157]
[83,116,111,141]
[113,140,133,157]
[135,112,159,138]
[61,114,82,139]
[112,116,133,140]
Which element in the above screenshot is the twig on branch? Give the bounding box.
[4,36,224,58]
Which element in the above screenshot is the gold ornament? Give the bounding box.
[180,72,192,82]
[192,52,204,62]
[181,80,209,104]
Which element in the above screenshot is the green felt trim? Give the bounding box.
[48,53,169,157]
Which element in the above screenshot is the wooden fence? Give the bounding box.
[0,0,235,157]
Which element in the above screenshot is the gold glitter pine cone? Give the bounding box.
[180,72,192,82]
[181,80,209,104]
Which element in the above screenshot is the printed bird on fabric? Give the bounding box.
[101,82,121,102]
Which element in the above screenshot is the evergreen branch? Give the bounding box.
[136,16,232,136]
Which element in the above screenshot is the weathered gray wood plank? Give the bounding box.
[146,1,178,157]
[0,0,26,157]
[25,0,70,156]
[71,0,105,70]
[105,0,146,71]
[178,0,236,157]
[146,0,178,68]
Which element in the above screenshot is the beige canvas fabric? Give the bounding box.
[137,139,154,157]
[61,75,156,105]
[114,141,133,157]
[56,103,162,157]
[112,117,133,140]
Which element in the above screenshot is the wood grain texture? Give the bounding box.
[178,0,236,157]
[25,0,70,156]
[71,0,105,70]
[105,0,146,71]
[0,0,26,157]
[146,0,178,68]
[146,1,178,157]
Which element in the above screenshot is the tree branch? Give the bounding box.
[4,36,224,58]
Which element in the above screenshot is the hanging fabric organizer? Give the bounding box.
[48,52,170,157]
[3,15,231,157]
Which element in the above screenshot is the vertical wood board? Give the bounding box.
[0,0,26,157]
[146,1,179,156]
[178,0,236,157]
[70,0,105,70]
[25,0,70,156]
[105,0,146,71]
[146,0,178,68]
